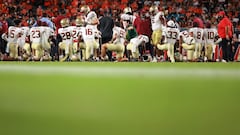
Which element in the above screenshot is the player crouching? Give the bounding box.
[180,30,196,62]
[101,24,126,62]
[58,18,74,62]
[71,17,86,61]
[126,35,149,61]
[1,20,23,61]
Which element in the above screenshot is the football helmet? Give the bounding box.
[149,6,158,14]
[80,5,90,14]
[123,7,132,14]
[142,35,149,43]
[60,18,70,28]
[167,20,175,28]
[75,18,83,26]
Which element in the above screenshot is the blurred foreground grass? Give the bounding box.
[0,62,239,135]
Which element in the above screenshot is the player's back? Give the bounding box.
[58,26,74,43]
[131,35,148,46]
[30,27,44,44]
[204,28,218,44]
[42,26,54,37]
[165,27,179,44]
[70,26,85,41]
[82,24,99,42]
[113,26,126,44]
[8,26,22,43]
[189,27,204,44]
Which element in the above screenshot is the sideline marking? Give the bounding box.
[0,64,239,78]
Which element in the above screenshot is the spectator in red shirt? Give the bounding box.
[192,13,204,28]
[133,8,153,58]
[53,9,68,34]
[217,11,233,62]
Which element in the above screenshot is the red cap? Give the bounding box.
[217,11,225,17]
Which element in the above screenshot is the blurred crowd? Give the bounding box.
[1,0,240,29]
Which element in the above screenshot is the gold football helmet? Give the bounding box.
[75,18,84,26]
[123,7,132,14]
[60,18,70,28]
[80,5,90,14]
[149,6,158,14]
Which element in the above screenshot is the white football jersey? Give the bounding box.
[58,26,74,45]
[69,26,85,42]
[112,26,126,44]
[130,35,149,46]
[8,26,22,44]
[179,30,189,40]
[120,13,136,23]
[150,11,164,31]
[163,27,180,44]
[86,11,98,24]
[29,26,46,44]
[18,26,30,47]
[189,27,204,44]
[203,28,218,44]
[82,24,100,42]
[41,26,54,38]
[129,35,148,53]
[179,30,195,45]
[121,13,136,29]
[40,26,54,49]
[20,27,30,39]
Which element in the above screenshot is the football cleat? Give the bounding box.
[142,36,149,43]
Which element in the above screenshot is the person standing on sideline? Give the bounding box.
[217,11,233,62]
[98,10,114,61]
[133,8,152,60]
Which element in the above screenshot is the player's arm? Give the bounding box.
[214,35,222,44]
[159,12,166,26]
[189,38,196,45]
[94,30,101,39]
[1,32,8,41]
[110,32,118,43]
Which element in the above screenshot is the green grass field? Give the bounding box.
[0,62,240,135]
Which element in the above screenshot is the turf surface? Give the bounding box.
[0,62,239,135]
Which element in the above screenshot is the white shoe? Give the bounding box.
[221,59,227,63]
[151,57,157,62]
[204,57,207,62]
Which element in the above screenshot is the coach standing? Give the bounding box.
[133,8,152,59]
[217,11,233,62]
[98,10,114,61]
